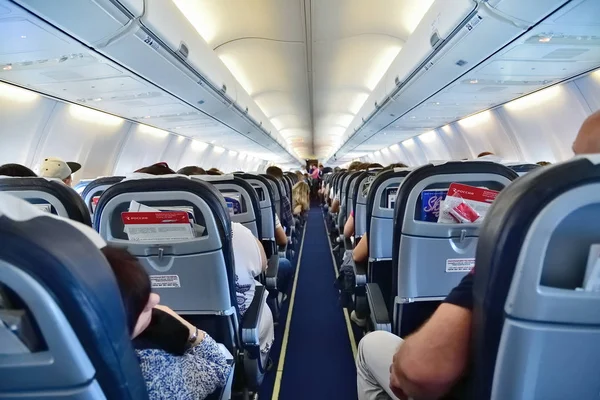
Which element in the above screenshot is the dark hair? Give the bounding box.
[177,166,206,176]
[206,168,223,176]
[477,151,494,158]
[0,163,37,177]
[101,246,150,334]
[387,162,408,169]
[367,163,383,170]
[266,166,284,179]
[135,162,176,175]
[536,161,551,166]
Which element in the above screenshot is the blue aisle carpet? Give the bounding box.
[276,204,358,400]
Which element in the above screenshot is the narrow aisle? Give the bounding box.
[275,204,358,400]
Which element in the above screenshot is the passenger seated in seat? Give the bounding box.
[274,213,294,303]
[178,166,207,175]
[135,162,177,175]
[356,110,600,400]
[132,162,275,362]
[39,157,81,186]
[207,168,223,176]
[0,163,37,177]
[231,222,275,364]
[266,166,294,230]
[292,180,310,215]
[102,246,232,400]
[330,161,362,214]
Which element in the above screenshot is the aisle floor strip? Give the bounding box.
[270,222,307,400]
[322,215,358,359]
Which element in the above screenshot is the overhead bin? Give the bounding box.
[11,0,298,164]
[13,0,138,45]
[334,0,572,161]
[485,0,571,24]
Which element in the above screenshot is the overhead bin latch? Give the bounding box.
[177,42,189,60]
[460,229,467,243]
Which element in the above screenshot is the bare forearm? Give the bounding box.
[394,304,472,398]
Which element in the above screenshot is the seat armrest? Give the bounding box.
[353,259,367,286]
[278,243,287,258]
[344,236,353,251]
[265,254,279,290]
[366,283,391,332]
[242,286,267,338]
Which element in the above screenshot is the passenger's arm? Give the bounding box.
[154,305,206,346]
[352,234,368,263]
[331,198,340,213]
[389,303,472,399]
[256,237,268,272]
[275,225,287,247]
[343,214,355,238]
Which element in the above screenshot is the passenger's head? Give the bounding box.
[347,161,362,171]
[387,162,408,170]
[206,168,223,176]
[477,151,494,158]
[319,164,324,170]
[177,166,206,176]
[135,162,176,175]
[39,157,81,186]
[366,163,383,170]
[101,246,160,338]
[572,110,600,155]
[0,163,37,177]
[266,165,284,179]
[536,161,551,166]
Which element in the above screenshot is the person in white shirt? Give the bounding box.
[231,222,274,366]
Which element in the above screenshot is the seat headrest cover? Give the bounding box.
[123,173,189,181]
[0,195,148,399]
[0,193,104,248]
[191,174,235,181]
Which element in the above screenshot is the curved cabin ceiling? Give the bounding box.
[173,0,435,160]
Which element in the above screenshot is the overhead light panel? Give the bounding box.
[419,130,437,143]
[348,93,370,115]
[219,53,254,96]
[0,82,39,102]
[139,124,169,138]
[191,140,208,152]
[213,146,225,154]
[69,104,123,126]
[172,0,217,44]
[504,86,562,112]
[458,110,491,128]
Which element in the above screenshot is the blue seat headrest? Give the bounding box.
[0,200,148,399]
[0,177,91,226]
[472,157,600,399]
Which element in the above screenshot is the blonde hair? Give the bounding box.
[292,181,310,213]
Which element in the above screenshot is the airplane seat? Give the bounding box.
[81,176,125,217]
[261,174,289,258]
[347,171,376,318]
[0,177,92,226]
[472,156,600,400]
[0,193,148,400]
[193,175,262,239]
[505,163,540,176]
[364,169,410,332]
[390,162,518,337]
[94,177,266,391]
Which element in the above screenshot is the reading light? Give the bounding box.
[538,36,551,43]
[469,79,479,84]
[0,82,38,102]
[69,104,123,126]
[504,86,562,112]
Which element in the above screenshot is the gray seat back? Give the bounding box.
[193,175,262,239]
[0,197,148,400]
[81,176,125,217]
[473,156,600,400]
[393,162,517,301]
[353,172,376,237]
[95,178,237,322]
[0,177,91,226]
